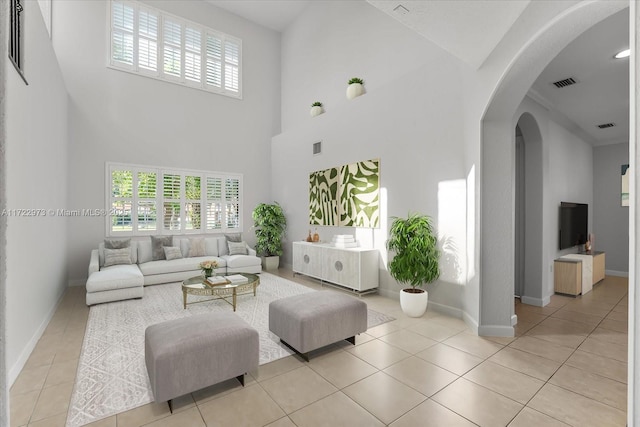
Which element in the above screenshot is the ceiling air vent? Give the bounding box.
[597,123,616,129]
[312,141,322,155]
[552,77,578,88]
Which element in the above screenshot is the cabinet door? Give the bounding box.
[323,248,360,290]
[593,253,605,283]
[293,243,322,278]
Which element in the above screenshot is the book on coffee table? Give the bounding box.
[206,276,229,285]
[224,274,249,285]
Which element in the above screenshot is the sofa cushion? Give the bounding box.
[228,241,248,255]
[100,241,138,267]
[87,264,144,293]
[225,233,242,242]
[151,236,173,260]
[104,247,133,267]
[138,256,226,276]
[217,237,229,256]
[104,238,131,249]
[205,238,220,256]
[163,246,183,260]
[138,240,152,264]
[223,254,261,270]
[188,238,206,257]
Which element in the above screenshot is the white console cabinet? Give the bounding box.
[292,242,379,293]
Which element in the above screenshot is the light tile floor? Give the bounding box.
[10,271,628,426]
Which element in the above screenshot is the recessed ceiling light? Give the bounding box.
[615,49,630,59]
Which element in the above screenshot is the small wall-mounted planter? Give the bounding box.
[310,105,324,117]
[346,78,365,100]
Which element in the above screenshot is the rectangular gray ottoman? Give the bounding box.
[269,290,367,361]
[145,312,258,411]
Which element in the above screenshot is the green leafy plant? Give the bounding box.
[252,202,287,257]
[311,101,323,107]
[348,77,364,85]
[386,213,440,290]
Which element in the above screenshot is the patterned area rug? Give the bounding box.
[66,272,394,426]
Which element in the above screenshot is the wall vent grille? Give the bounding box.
[597,123,616,129]
[552,77,577,88]
[312,141,322,155]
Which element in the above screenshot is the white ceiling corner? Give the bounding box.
[366,0,530,69]
[204,0,310,32]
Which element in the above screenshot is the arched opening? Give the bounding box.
[479,1,627,337]
[514,114,544,305]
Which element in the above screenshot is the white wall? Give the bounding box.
[593,142,630,274]
[51,0,281,283]
[274,1,470,315]
[5,2,69,382]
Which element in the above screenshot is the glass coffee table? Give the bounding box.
[182,273,260,311]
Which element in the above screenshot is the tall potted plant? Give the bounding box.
[386,213,440,317]
[252,202,287,270]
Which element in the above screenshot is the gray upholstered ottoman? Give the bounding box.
[145,312,258,411]
[269,291,367,361]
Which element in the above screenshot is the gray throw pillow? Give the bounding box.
[188,238,206,257]
[228,241,248,256]
[225,233,242,242]
[104,238,131,249]
[163,246,183,260]
[103,247,132,267]
[151,236,173,260]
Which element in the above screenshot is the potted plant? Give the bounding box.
[252,202,287,270]
[310,101,324,117]
[386,213,440,317]
[346,77,365,100]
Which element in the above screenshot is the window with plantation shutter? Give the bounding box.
[107,163,242,236]
[108,0,242,98]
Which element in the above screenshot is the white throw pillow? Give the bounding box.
[228,241,248,256]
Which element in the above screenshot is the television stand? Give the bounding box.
[557,251,605,295]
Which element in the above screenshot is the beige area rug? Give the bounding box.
[66,272,394,426]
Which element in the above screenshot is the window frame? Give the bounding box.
[107,0,243,99]
[106,162,243,237]
[9,0,28,85]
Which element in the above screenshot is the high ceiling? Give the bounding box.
[530,8,629,146]
[203,1,630,147]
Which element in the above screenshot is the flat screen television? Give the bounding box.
[559,202,588,250]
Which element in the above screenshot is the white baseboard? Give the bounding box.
[511,314,518,326]
[478,324,515,337]
[606,270,629,277]
[8,289,67,386]
[521,295,548,307]
[378,288,398,300]
[463,311,479,335]
[428,301,463,319]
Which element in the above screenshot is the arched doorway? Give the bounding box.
[515,114,544,306]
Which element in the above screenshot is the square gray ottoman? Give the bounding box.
[145,312,258,411]
[269,291,367,361]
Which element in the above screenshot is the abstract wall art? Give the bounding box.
[309,158,380,228]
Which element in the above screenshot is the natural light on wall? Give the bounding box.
[357,187,388,267]
[437,180,467,285]
[467,166,476,281]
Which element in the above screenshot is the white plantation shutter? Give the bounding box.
[225,177,240,229]
[137,9,158,72]
[108,0,242,98]
[163,173,181,231]
[108,164,242,236]
[206,177,223,230]
[163,20,182,79]
[184,27,201,83]
[224,39,240,93]
[111,1,134,68]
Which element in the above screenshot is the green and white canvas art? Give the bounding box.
[309,159,380,228]
[309,168,339,225]
[339,159,380,227]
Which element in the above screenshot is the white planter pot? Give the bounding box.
[262,256,280,271]
[399,289,429,317]
[310,106,323,117]
[346,83,364,100]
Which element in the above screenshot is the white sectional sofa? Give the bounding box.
[86,236,262,305]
